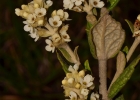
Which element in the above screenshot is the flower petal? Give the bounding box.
[24,25,31,32]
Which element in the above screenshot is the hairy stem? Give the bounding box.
[126,37,140,62]
[99,59,108,100]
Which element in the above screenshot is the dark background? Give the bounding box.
[0,0,140,100]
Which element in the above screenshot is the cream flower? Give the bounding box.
[89,0,104,8]
[81,89,89,96]
[63,0,74,9]
[61,32,71,42]
[45,39,55,53]
[27,14,36,23]
[51,33,61,43]
[68,64,79,73]
[90,92,99,100]
[69,91,77,100]
[80,74,94,88]
[29,29,39,42]
[74,0,84,6]
[23,21,33,32]
[35,8,46,17]
[46,0,53,7]
[49,15,62,27]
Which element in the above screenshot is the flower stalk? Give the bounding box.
[126,36,140,62]
[98,59,108,100]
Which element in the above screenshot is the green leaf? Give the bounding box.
[107,0,120,10]
[125,19,134,33]
[56,51,69,73]
[58,47,72,63]
[108,54,140,99]
[122,46,129,54]
[84,60,92,73]
[86,21,97,59]
[92,8,97,16]
[115,95,124,100]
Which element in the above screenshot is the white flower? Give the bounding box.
[68,64,79,73]
[80,74,94,88]
[27,14,36,23]
[63,0,74,9]
[49,15,62,27]
[89,0,104,8]
[74,0,84,6]
[35,8,46,17]
[45,39,55,53]
[23,21,33,32]
[46,0,53,7]
[29,29,39,42]
[23,21,39,41]
[69,91,77,100]
[90,92,99,100]
[81,89,89,96]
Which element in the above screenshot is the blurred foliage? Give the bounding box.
[0,0,140,100]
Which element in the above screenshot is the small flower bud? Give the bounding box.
[66,73,71,78]
[137,14,140,21]
[62,80,67,85]
[38,19,44,25]
[23,12,29,18]
[21,5,26,9]
[51,10,57,17]
[75,83,81,89]
[15,8,21,16]
[68,78,74,84]
[78,70,85,77]
[34,3,39,8]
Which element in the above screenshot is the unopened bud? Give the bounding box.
[137,14,140,21]
[15,8,21,16]
[23,12,29,18]
[75,83,81,89]
[21,5,27,9]
[34,3,39,8]
[38,20,44,25]
[62,80,67,85]
[68,78,74,84]
[78,70,85,77]
[66,73,71,78]
[51,10,57,17]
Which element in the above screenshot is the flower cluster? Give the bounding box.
[45,9,71,53]
[63,0,104,13]
[15,0,71,53]
[15,0,53,41]
[133,14,140,37]
[62,64,99,100]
